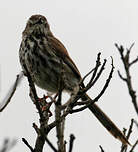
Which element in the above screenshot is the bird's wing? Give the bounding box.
[48,36,81,80]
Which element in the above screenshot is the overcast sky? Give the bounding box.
[0,0,138,152]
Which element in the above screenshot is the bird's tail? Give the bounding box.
[82,94,130,145]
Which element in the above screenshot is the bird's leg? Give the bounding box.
[37,94,55,117]
[37,94,49,102]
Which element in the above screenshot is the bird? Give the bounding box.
[19,14,129,145]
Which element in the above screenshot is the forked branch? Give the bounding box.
[115,43,138,115]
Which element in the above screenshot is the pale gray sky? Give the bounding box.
[0,0,138,151]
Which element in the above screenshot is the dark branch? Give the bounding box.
[126,119,134,140]
[68,134,75,152]
[130,140,138,152]
[70,57,114,113]
[86,59,106,90]
[99,145,105,152]
[80,67,96,85]
[22,138,34,152]
[129,56,138,67]
[45,137,58,152]
[117,70,127,82]
[0,72,24,112]
[128,43,135,51]
[94,57,114,101]
[120,119,134,152]
[88,52,101,85]
[70,56,107,107]
[115,43,138,115]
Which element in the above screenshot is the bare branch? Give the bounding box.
[99,145,105,152]
[80,67,96,85]
[45,137,58,152]
[88,52,101,85]
[86,59,107,89]
[68,134,75,152]
[115,43,138,115]
[94,57,114,101]
[127,43,135,52]
[22,138,34,152]
[70,56,107,108]
[126,119,134,140]
[69,58,114,114]
[120,119,134,152]
[33,123,40,135]
[0,72,24,112]
[130,140,138,152]
[129,56,138,67]
[117,70,127,82]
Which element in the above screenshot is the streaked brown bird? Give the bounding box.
[19,14,129,145]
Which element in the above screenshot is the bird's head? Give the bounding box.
[23,15,52,37]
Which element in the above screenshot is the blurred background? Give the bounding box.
[0,0,138,151]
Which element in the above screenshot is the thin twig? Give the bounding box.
[0,72,24,112]
[127,43,135,51]
[88,59,106,88]
[120,119,134,152]
[67,57,114,114]
[33,123,40,135]
[69,56,107,107]
[94,57,114,101]
[129,56,138,67]
[117,70,127,82]
[126,119,134,140]
[80,67,96,84]
[115,43,138,115]
[68,134,75,152]
[45,137,58,152]
[22,138,34,152]
[99,145,105,152]
[130,140,138,152]
[70,58,114,114]
[88,52,101,85]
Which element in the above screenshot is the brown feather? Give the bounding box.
[48,36,81,80]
